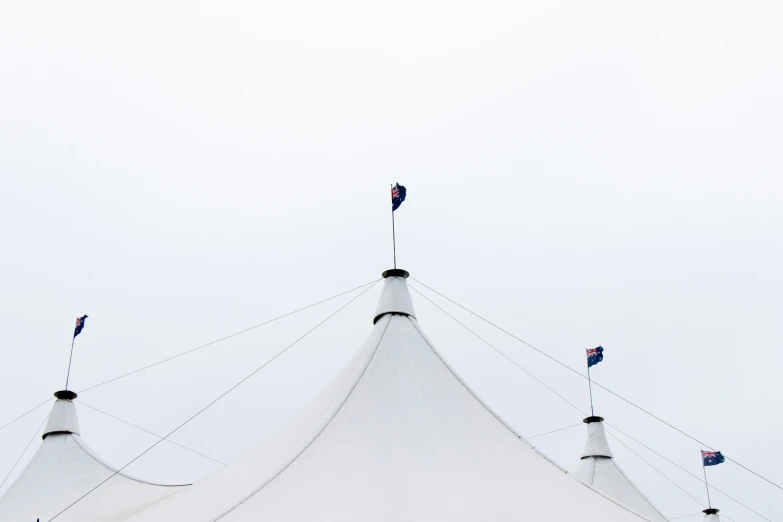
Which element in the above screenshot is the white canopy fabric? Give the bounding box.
[581,421,613,459]
[571,419,667,522]
[0,396,186,522]
[124,274,651,522]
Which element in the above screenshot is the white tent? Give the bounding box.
[121,270,653,521]
[0,390,186,522]
[571,416,668,522]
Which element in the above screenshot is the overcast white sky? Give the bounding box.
[1,1,782,520]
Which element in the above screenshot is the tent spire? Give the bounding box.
[43,390,80,439]
[572,415,668,522]
[580,415,612,459]
[373,268,415,324]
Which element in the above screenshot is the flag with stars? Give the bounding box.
[73,315,88,338]
[586,346,604,368]
[391,183,407,211]
[702,450,725,467]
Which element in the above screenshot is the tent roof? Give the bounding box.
[0,395,186,522]
[572,419,668,522]
[123,273,651,521]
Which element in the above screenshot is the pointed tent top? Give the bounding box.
[572,416,667,522]
[1,391,188,521]
[124,279,651,522]
[43,390,81,439]
[703,508,721,521]
[373,269,416,324]
[581,416,613,459]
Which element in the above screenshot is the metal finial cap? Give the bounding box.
[703,508,720,515]
[54,390,78,401]
[382,269,409,279]
[583,416,604,424]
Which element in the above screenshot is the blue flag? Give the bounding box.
[73,315,88,338]
[586,346,604,368]
[702,450,725,467]
[391,183,407,211]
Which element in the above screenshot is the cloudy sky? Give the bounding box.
[1,1,781,520]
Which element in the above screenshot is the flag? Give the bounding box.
[391,183,407,211]
[702,450,725,467]
[586,346,604,368]
[73,315,88,338]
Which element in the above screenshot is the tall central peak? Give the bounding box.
[373,269,416,324]
[43,390,81,439]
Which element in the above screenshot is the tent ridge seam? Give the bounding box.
[210,316,394,522]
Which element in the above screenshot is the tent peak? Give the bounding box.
[580,416,613,459]
[373,270,416,324]
[43,390,81,439]
[572,415,668,522]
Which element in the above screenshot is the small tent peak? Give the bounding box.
[572,415,668,522]
[373,269,416,324]
[43,390,81,439]
[703,508,721,521]
[581,416,613,459]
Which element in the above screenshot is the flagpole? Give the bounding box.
[65,336,76,391]
[391,184,397,269]
[703,464,712,509]
[587,365,594,416]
